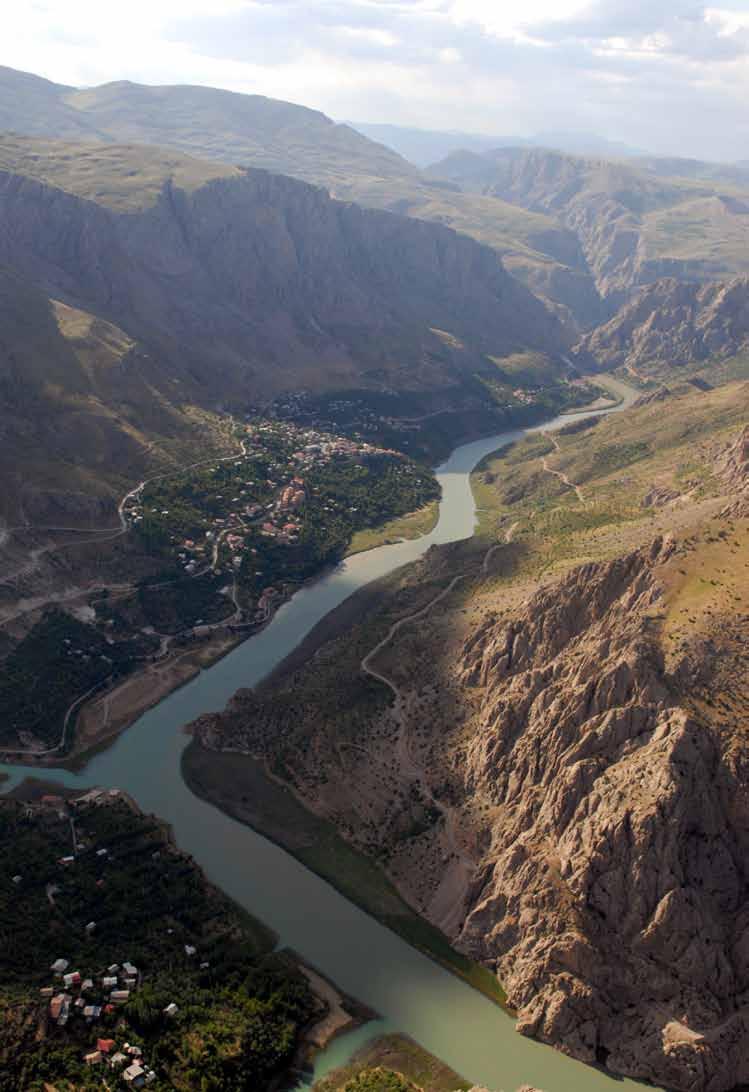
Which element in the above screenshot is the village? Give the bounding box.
[1,790,224,1087]
[122,417,434,625]
[11,788,202,1087]
[0,786,289,1091]
[42,943,185,1088]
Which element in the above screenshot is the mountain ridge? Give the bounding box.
[0,133,566,525]
[577,276,749,375]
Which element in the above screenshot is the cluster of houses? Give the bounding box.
[82,1039,159,1086]
[157,420,400,575]
[122,417,406,628]
[44,957,142,1027]
[266,389,398,437]
[42,956,180,1086]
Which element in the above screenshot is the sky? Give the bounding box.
[5,0,749,160]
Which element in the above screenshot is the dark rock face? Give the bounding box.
[0,142,568,525]
[577,277,749,373]
[0,162,566,400]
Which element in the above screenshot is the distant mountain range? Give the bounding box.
[348,121,645,167]
[1,64,748,524]
[429,146,749,311]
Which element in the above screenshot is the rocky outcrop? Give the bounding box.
[455,538,749,1092]
[0,67,602,330]
[577,277,749,373]
[429,148,749,315]
[720,425,749,494]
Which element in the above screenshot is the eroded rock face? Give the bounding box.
[456,538,749,1092]
[577,276,749,373]
[721,425,749,494]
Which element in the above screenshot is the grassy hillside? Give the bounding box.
[0,266,231,525]
[471,379,749,580]
[0,134,240,212]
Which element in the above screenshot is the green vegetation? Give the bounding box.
[339,1069,418,1092]
[471,378,749,583]
[0,609,158,751]
[313,1034,470,1092]
[480,352,604,416]
[614,348,749,391]
[136,575,233,635]
[347,501,439,556]
[0,792,315,1091]
[132,419,439,628]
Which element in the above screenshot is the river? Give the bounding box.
[1,385,656,1092]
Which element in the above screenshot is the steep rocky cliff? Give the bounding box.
[577,277,749,373]
[457,532,749,1091]
[429,148,749,311]
[0,68,607,327]
[0,135,566,522]
[0,136,565,400]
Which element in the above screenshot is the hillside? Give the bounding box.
[6,67,749,335]
[0,66,607,327]
[0,66,414,188]
[429,147,749,309]
[189,378,749,1092]
[577,276,749,375]
[0,265,228,527]
[0,134,567,527]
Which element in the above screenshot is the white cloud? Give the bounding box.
[446,0,590,38]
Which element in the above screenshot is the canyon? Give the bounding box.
[190,382,749,1091]
[2,62,749,1092]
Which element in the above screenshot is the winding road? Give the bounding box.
[541,432,585,502]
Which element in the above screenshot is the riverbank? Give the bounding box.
[1,388,658,1092]
[182,741,506,1008]
[4,774,371,1083]
[346,501,440,557]
[1,385,601,767]
[313,1033,471,1092]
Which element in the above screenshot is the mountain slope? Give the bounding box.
[190,380,749,1092]
[0,136,564,388]
[0,66,604,328]
[429,147,749,309]
[578,276,749,374]
[0,265,232,526]
[0,135,566,523]
[0,66,414,188]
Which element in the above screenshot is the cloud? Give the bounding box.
[1,0,748,160]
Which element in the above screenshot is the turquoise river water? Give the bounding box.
[2,390,657,1092]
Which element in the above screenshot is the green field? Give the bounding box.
[347,502,439,556]
[313,1034,471,1092]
